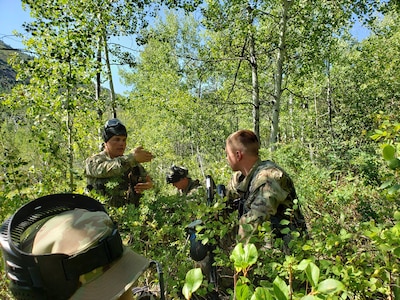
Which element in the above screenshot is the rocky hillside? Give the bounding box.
[0,40,31,92]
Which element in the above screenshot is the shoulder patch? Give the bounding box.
[251,167,284,192]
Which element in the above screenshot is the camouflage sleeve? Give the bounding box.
[226,172,241,201]
[240,167,290,227]
[85,152,138,179]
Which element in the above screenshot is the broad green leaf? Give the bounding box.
[388,184,400,195]
[182,268,203,299]
[273,277,289,300]
[394,211,400,221]
[238,276,251,285]
[236,283,252,300]
[388,158,400,170]
[306,262,320,288]
[383,144,396,160]
[393,247,400,257]
[181,285,191,300]
[317,278,345,294]
[380,179,394,189]
[280,227,291,234]
[297,259,312,271]
[230,243,258,272]
[370,133,382,141]
[280,219,290,225]
[251,287,273,300]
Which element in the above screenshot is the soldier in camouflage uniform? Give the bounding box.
[85,118,154,207]
[166,165,202,196]
[225,129,307,244]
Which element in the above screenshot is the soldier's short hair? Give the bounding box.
[226,129,260,156]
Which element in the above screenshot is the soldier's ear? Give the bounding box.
[236,150,243,160]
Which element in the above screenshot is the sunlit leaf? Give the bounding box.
[388,158,400,170]
[230,243,258,272]
[236,283,252,300]
[273,277,289,300]
[317,278,345,294]
[388,184,400,195]
[383,144,396,160]
[182,268,203,299]
[393,247,400,257]
[251,287,273,300]
[380,179,393,189]
[297,259,312,271]
[306,262,320,287]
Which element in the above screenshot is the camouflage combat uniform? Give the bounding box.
[227,158,307,243]
[85,150,148,207]
[208,159,308,293]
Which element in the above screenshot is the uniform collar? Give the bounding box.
[236,158,262,193]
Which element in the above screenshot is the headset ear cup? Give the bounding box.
[0,194,109,299]
[9,285,47,300]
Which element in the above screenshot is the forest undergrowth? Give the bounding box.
[1,125,399,299]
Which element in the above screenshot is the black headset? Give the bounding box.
[0,194,123,300]
[102,118,127,142]
[166,165,188,184]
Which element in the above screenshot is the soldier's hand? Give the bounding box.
[132,146,154,163]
